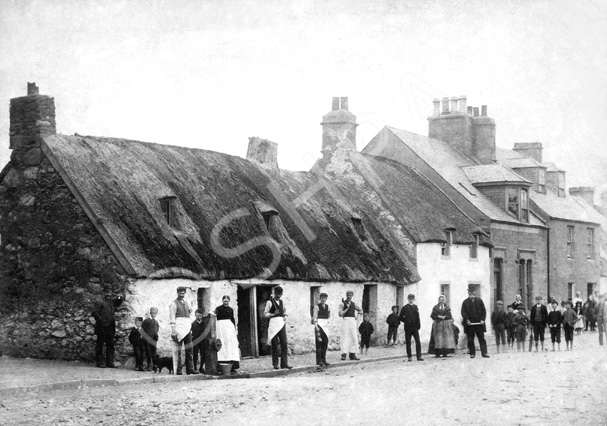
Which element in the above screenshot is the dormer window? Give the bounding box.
[159,196,178,228]
[441,230,453,257]
[352,216,366,240]
[506,187,529,223]
[507,188,519,217]
[521,189,529,223]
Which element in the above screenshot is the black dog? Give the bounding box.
[152,355,174,374]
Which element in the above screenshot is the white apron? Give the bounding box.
[341,317,358,353]
[216,319,240,362]
[268,316,285,341]
[171,317,191,373]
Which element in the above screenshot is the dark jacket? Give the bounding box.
[128,327,144,347]
[386,313,400,327]
[547,310,563,327]
[359,321,374,337]
[92,296,123,329]
[491,310,508,330]
[461,297,487,332]
[530,304,548,327]
[399,304,421,331]
[191,316,211,341]
[141,318,159,341]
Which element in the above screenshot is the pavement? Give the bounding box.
[0,344,409,397]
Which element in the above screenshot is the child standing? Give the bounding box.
[491,301,507,353]
[562,301,578,350]
[386,306,400,347]
[141,307,159,371]
[506,305,516,349]
[359,313,374,355]
[128,317,145,371]
[513,307,530,352]
[547,300,563,351]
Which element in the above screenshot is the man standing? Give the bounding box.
[92,284,123,368]
[312,292,331,366]
[191,308,210,373]
[461,285,490,359]
[399,294,423,362]
[141,307,159,371]
[530,295,548,352]
[597,294,607,346]
[169,286,197,375]
[339,290,362,361]
[264,286,293,369]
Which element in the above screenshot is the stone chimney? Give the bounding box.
[246,137,278,167]
[428,95,496,164]
[569,187,594,205]
[321,97,357,162]
[513,142,543,163]
[4,83,56,187]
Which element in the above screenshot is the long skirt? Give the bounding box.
[216,319,240,366]
[341,317,359,354]
[428,319,456,355]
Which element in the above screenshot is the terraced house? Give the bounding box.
[363,96,603,310]
[0,87,490,362]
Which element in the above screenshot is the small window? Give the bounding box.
[352,217,366,240]
[469,234,479,259]
[538,169,546,194]
[520,189,529,223]
[587,228,594,259]
[567,226,574,258]
[262,211,278,230]
[567,283,574,301]
[159,197,178,228]
[507,188,519,218]
[440,283,450,307]
[441,230,453,257]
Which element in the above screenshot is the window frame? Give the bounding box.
[441,230,453,258]
[587,228,594,259]
[567,225,574,258]
[440,282,451,307]
[506,187,519,218]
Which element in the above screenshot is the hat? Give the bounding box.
[496,300,504,305]
[274,286,283,295]
[407,294,415,300]
[176,286,187,293]
[535,295,543,300]
[467,285,476,293]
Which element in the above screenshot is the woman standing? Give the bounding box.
[215,295,240,374]
[428,295,456,358]
[510,294,524,312]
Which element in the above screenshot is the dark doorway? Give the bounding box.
[197,288,210,313]
[256,286,271,356]
[587,283,595,299]
[494,258,503,303]
[237,286,253,357]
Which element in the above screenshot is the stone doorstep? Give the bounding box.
[0,354,407,398]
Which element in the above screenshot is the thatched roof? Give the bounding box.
[42,134,423,283]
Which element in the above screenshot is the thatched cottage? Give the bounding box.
[0,87,491,362]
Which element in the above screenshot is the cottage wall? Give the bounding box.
[414,242,491,343]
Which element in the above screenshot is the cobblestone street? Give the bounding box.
[1,333,605,426]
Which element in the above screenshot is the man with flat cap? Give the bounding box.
[461,285,489,358]
[92,284,124,368]
[530,295,548,352]
[169,286,197,375]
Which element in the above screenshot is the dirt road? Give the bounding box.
[1,334,606,425]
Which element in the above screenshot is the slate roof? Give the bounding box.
[362,127,530,224]
[40,132,490,284]
[463,164,531,185]
[496,148,545,169]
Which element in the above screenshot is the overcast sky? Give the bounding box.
[1,0,606,194]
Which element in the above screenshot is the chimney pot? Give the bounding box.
[246,137,278,167]
[27,82,39,95]
[450,97,458,113]
[332,97,339,111]
[467,106,473,114]
[340,97,349,111]
[458,96,467,113]
[473,107,480,117]
[442,97,449,113]
[433,99,440,116]
[481,105,488,116]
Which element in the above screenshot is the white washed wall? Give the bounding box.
[412,242,491,344]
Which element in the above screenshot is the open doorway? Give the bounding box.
[256,286,272,356]
[362,284,378,343]
[197,288,210,313]
[237,286,256,358]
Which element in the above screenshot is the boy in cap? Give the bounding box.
[399,294,423,362]
[491,301,507,353]
[562,301,577,350]
[530,295,548,352]
[547,299,563,351]
[91,284,124,368]
[142,307,159,371]
[505,304,517,349]
[359,313,374,355]
[513,306,530,352]
[128,317,145,371]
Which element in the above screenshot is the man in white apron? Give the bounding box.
[312,292,331,366]
[264,286,293,370]
[339,290,362,361]
[169,286,197,375]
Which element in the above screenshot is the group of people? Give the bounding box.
[92,283,607,373]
